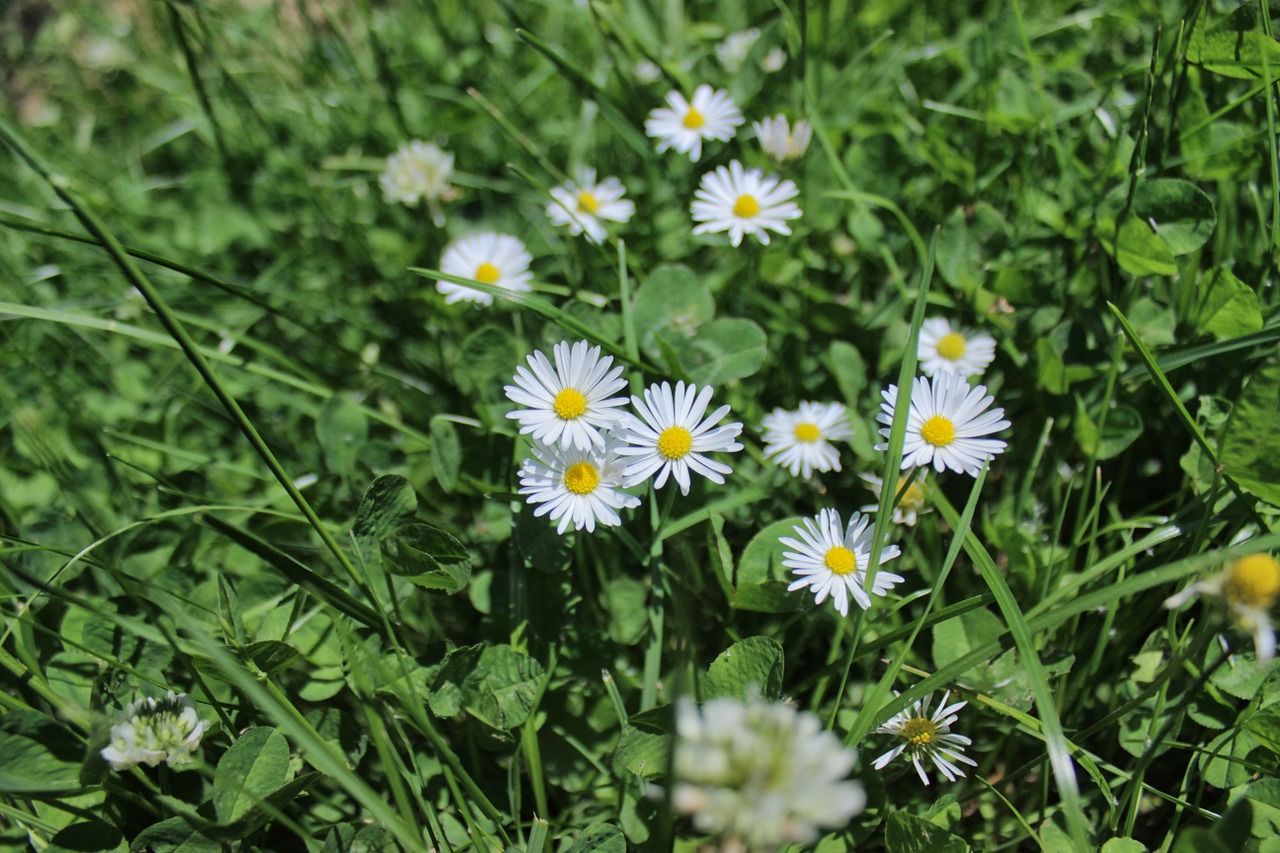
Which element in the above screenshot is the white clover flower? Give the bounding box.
[616,381,743,495]
[504,340,630,451]
[546,169,635,244]
[645,85,744,162]
[753,115,813,162]
[436,232,532,306]
[781,508,903,617]
[918,317,997,378]
[859,470,930,527]
[1165,552,1280,662]
[761,401,852,479]
[715,28,761,71]
[518,434,640,534]
[101,692,210,771]
[873,690,977,786]
[674,695,866,850]
[761,47,788,73]
[876,372,1010,477]
[691,160,802,247]
[379,140,454,224]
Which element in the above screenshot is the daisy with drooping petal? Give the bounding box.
[546,169,635,244]
[918,317,997,378]
[616,381,744,495]
[518,434,640,534]
[753,115,813,162]
[761,401,852,478]
[1165,551,1280,662]
[876,372,1010,477]
[101,692,210,771]
[505,340,629,451]
[379,140,455,225]
[781,508,903,617]
[436,233,532,305]
[873,690,977,786]
[691,160,802,247]
[673,694,866,850]
[645,85,744,161]
[860,470,930,527]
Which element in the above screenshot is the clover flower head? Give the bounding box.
[379,140,455,224]
[101,691,210,771]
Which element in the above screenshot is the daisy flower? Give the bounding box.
[616,381,743,495]
[545,169,635,244]
[781,508,903,617]
[504,340,629,451]
[918,317,997,378]
[873,690,977,786]
[379,140,455,225]
[761,47,788,73]
[859,470,930,527]
[753,115,813,162]
[518,434,640,534]
[1165,551,1280,662]
[761,401,852,478]
[691,160,802,247]
[673,695,866,850]
[876,372,1010,477]
[436,233,532,305]
[101,692,210,771]
[645,85,744,162]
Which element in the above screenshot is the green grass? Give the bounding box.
[3,0,1280,851]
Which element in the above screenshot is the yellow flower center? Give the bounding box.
[1225,554,1280,610]
[553,388,588,420]
[900,481,925,510]
[793,423,821,443]
[474,262,500,284]
[901,717,938,748]
[577,191,600,214]
[657,426,693,460]
[682,107,706,129]
[920,415,956,448]
[937,332,968,361]
[733,194,761,218]
[823,546,856,576]
[563,461,600,495]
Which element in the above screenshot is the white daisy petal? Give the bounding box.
[436,232,533,305]
[645,84,744,161]
[546,168,635,244]
[691,159,802,247]
[875,372,1008,477]
[917,317,998,378]
[504,340,630,451]
[761,401,853,479]
[616,380,743,495]
[517,434,640,535]
[780,508,903,615]
[873,690,976,786]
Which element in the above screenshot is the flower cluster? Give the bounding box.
[101,691,210,771]
[505,340,743,533]
[379,140,455,226]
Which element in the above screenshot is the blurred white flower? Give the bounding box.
[761,401,851,478]
[781,508,903,616]
[546,169,635,244]
[873,690,977,785]
[691,160,802,247]
[379,140,454,225]
[645,85,744,162]
[918,317,997,378]
[436,233,532,305]
[634,59,662,83]
[1165,552,1280,662]
[761,47,788,73]
[876,372,1009,476]
[674,695,866,849]
[101,692,210,771]
[715,28,760,71]
[753,115,812,162]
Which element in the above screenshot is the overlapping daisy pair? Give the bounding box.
[504,340,743,533]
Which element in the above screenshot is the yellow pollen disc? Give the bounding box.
[733,194,761,218]
[1225,553,1280,609]
[553,388,588,420]
[901,717,938,748]
[900,481,925,509]
[474,262,500,284]
[823,546,856,576]
[577,191,600,214]
[682,107,706,129]
[563,461,600,495]
[937,332,968,361]
[920,415,956,448]
[793,423,821,443]
[657,426,693,460]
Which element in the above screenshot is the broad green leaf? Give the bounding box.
[932,607,1002,675]
[45,822,126,853]
[429,415,461,493]
[612,706,671,781]
[703,636,785,702]
[0,712,83,794]
[429,644,544,731]
[1196,267,1263,339]
[1220,348,1280,507]
[316,396,367,476]
[568,823,626,853]
[602,576,649,645]
[129,818,220,853]
[936,203,1010,294]
[1245,711,1280,756]
[1074,398,1144,460]
[884,810,969,853]
[350,475,418,568]
[1132,179,1216,255]
[213,727,291,825]
[381,521,472,592]
[826,340,867,405]
[1101,839,1148,853]
[1188,12,1280,80]
[677,317,768,385]
[632,265,714,355]
[1096,213,1177,277]
[734,517,807,613]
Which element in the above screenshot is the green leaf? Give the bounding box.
[1132,179,1217,256]
[1097,213,1177,277]
[0,712,83,794]
[1074,398,1144,461]
[602,576,649,645]
[936,203,1010,294]
[568,823,626,853]
[381,521,472,593]
[455,326,519,399]
[826,340,867,405]
[46,821,126,853]
[350,475,418,568]
[884,810,970,853]
[429,644,545,731]
[316,396,367,476]
[703,637,785,702]
[128,818,220,853]
[677,317,768,385]
[1245,711,1280,756]
[632,265,715,356]
[243,641,301,676]
[213,727,291,825]
[612,706,671,780]
[734,517,807,613]
[1196,267,1263,339]
[932,607,1003,676]
[429,415,462,493]
[1188,13,1280,80]
[514,503,574,573]
[1220,348,1280,507]
[1101,839,1149,853]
